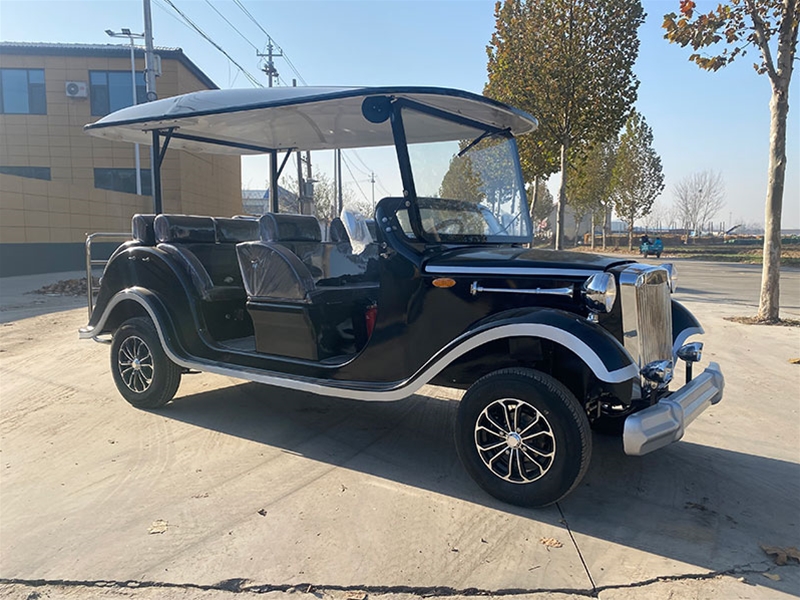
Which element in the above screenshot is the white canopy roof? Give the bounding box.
[84,86,538,155]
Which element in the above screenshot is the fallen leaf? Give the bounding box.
[760,544,800,566]
[540,537,563,549]
[257,509,267,517]
[345,593,366,600]
[763,573,781,581]
[789,358,800,364]
[148,520,168,534]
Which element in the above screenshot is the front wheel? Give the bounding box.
[455,368,592,507]
[110,317,181,409]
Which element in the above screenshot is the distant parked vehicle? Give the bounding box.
[640,238,663,258]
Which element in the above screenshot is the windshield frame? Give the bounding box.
[388,98,532,246]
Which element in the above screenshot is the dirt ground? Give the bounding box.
[0,269,798,600]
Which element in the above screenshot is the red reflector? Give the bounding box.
[365,304,378,338]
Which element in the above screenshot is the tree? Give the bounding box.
[611,112,665,250]
[568,140,617,248]
[663,0,798,321]
[528,179,555,232]
[485,0,644,249]
[672,170,726,240]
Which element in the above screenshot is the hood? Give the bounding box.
[422,246,632,276]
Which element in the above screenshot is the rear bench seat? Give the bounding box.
[153,214,259,302]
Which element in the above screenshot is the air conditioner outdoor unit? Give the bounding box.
[65,81,88,98]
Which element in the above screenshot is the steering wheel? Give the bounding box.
[434,218,465,235]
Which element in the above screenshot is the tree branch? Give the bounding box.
[744,0,779,83]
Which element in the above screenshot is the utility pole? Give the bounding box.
[369,172,376,212]
[142,0,160,212]
[257,38,282,87]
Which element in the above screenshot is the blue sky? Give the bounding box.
[1,0,797,228]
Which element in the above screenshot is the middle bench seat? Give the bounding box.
[154,214,259,302]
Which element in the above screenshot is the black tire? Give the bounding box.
[656,252,662,258]
[110,317,181,409]
[455,368,592,507]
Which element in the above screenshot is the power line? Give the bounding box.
[341,154,370,204]
[231,0,308,85]
[161,0,263,88]
[152,0,196,33]
[203,0,259,51]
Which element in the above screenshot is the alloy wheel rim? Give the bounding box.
[474,398,556,484]
[118,335,154,393]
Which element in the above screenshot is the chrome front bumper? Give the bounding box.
[623,362,724,456]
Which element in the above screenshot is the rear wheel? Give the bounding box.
[455,368,592,507]
[110,317,181,409]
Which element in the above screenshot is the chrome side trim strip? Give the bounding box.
[82,289,639,402]
[424,266,601,277]
[623,362,724,456]
[469,281,574,298]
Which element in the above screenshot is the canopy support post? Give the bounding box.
[270,150,279,213]
[151,128,174,214]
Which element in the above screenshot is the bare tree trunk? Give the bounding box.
[757,83,789,322]
[602,205,609,250]
[590,211,596,249]
[556,142,568,250]
[628,219,633,251]
[530,175,540,234]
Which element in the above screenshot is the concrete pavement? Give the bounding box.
[0,262,798,600]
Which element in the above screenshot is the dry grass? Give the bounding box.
[723,315,800,327]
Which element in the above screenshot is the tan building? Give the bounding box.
[0,42,241,276]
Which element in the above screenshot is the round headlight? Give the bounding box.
[583,272,617,314]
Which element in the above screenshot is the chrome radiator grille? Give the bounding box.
[619,265,673,369]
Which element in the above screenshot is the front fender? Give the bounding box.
[672,299,704,358]
[453,308,639,384]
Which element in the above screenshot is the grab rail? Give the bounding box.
[85,232,130,317]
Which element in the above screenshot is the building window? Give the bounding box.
[90,71,146,116]
[0,69,46,114]
[94,168,151,195]
[0,166,51,180]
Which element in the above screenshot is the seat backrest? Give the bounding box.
[236,241,315,302]
[213,217,259,244]
[258,213,321,243]
[132,214,157,245]
[329,218,349,244]
[154,214,216,244]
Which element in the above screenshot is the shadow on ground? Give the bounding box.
[161,382,800,596]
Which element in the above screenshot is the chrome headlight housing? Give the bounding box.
[660,263,677,293]
[583,272,617,314]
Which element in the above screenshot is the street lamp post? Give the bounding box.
[105,28,145,195]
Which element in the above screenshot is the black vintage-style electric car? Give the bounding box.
[80,87,724,507]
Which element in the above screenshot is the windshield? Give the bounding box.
[404,109,531,244]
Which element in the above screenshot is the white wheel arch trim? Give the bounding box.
[82,289,639,402]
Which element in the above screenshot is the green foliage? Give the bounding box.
[439,153,485,202]
[485,0,645,246]
[611,112,665,245]
[528,178,555,225]
[567,139,617,225]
